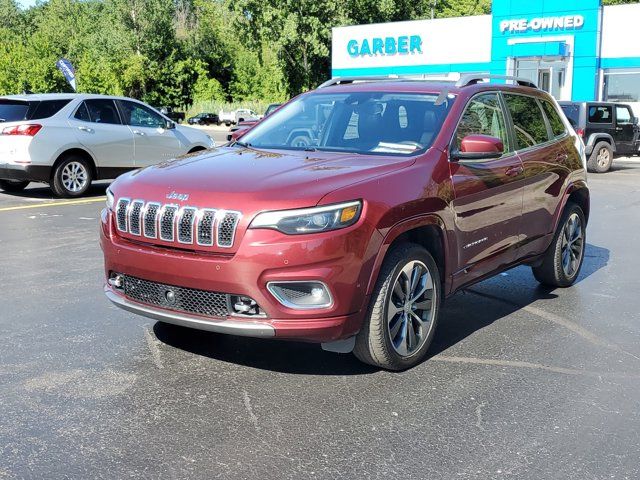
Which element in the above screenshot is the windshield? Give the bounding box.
[241,91,453,155]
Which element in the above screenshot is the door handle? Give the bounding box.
[616,127,623,131]
[133,130,145,136]
[78,126,93,133]
[505,165,524,177]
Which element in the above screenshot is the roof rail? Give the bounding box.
[318,76,400,88]
[455,74,537,89]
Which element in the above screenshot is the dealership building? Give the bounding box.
[332,0,640,111]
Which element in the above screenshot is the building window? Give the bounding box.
[603,69,640,102]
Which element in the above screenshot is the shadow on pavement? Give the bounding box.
[155,242,610,374]
[0,181,112,200]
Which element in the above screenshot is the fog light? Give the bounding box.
[230,295,263,316]
[109,272,124,289]
[267,281,333,310]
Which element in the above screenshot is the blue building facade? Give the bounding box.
[332,0,640,109]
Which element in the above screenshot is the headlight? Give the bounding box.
[250,201,362,235]
[106,188,114,211]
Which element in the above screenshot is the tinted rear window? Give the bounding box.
[503,94,549,149]
[0,100,30,123]
[560,104,580,127]
[31,99,72,120]
[588,105,613,124]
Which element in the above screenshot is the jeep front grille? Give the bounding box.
[115,198,242,248]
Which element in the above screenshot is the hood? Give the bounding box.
[111,146,416,214]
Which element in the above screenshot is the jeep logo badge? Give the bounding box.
[166,191,189,201]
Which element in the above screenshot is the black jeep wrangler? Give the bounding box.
[560,101,639,172]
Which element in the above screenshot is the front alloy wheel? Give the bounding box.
[354,243,441,370]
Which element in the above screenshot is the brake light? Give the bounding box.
[576,128,585,137]
[1,124,42,136]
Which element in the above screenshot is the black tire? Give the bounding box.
[0,179,29,193]
[354,242,442,371]
[50,155,93,198]
[532,203,586,288]
[587,141,613,173]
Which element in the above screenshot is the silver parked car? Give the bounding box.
[0,94,215,197]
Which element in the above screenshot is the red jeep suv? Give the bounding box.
[101,75,589,370]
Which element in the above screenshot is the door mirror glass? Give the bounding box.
[452,135,504,161]
[633,116,639,126]
[165,120,176,130]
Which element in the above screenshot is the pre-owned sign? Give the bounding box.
[499,15,585,34]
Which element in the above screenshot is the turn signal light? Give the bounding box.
[1,124,43,136]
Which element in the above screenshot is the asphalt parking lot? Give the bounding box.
[1,159,639,479]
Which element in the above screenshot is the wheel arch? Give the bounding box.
[586,134,616,152]
[51,148,97,181]
[366,215,450,296]
[187,146,207,154]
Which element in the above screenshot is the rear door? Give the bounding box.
[449,92,525,289]
[505,94,570,258]
[613,104,637,155]
[116,100,184,167]
[68,99,135,169]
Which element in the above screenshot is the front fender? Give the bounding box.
[366,213,452,296]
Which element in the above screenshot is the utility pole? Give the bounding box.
[431,0,437,20]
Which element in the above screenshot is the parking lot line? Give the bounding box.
[0,197,106,212]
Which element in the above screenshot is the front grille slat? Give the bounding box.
[116,198,130,232]
[123,275,230,318]
[114,199,241,249]
[143,203,160,239]
[178,207,196,244]
[217,211,241,248]
[128,200,144,236]
[159,205,178,242]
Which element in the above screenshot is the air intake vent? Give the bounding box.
[159,205,178,242]
[128,200,144,235]
[116,198,130,232]
[218,211,241,248]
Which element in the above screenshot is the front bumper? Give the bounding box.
[101,208,381,343]
[0,163,51,182]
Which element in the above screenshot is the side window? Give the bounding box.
[118,101,166,128]
[84,99,122,125]
[74,102,91,122]
[455,93,509,152]
[541,100,567,138]
[31,100,71,120]
[588,105,613,124]
[503,94,549,149]
[615,106,633,125]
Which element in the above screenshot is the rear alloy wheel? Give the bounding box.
[532,203,586,287]
[587,142,613,173]
[51,156,93,197]
[354,243,441,370]
[0,179,29,193]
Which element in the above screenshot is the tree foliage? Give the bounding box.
[0,0,638,106]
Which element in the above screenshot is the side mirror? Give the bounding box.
[451,134,504,161]
[165,120,176,130]
[633,116,639,126]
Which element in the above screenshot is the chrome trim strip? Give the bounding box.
[266,280,334,310]
[105,287,275,337]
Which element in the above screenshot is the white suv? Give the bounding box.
[0,94,215,197]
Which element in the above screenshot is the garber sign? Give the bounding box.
[500,14,584,34]
[347,35,423,57]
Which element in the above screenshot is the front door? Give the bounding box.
[449,92,525,290]
[116,100,184,167]
[613,104,638,155]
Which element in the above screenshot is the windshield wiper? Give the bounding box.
[232,140,251,148]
